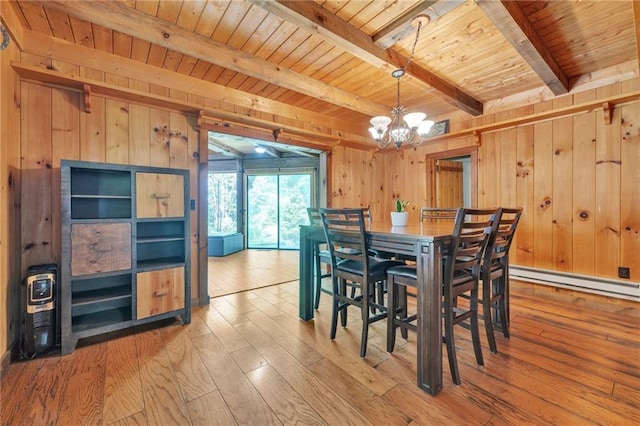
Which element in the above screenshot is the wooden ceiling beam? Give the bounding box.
[250,0,483,116]
[19,29,370,144]
[476,0,569,96]
[372,0,465,49]
[38,0,389,117]
[207,138,244,159]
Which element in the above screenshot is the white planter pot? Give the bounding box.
[390,211,409,227]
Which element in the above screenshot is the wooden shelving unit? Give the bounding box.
[60,160,191,354]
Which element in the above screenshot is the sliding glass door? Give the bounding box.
[246,173,311,249]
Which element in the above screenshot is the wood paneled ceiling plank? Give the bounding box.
[156,0,182,24]
[240,13,284,55]
[372,0,465,49]
[91,23,113,53]
[69,17,94,48]
[476,0,569,96]
[226,4,270,50]
[146,43,168,68]
[113,32,132,58]
[193,0,228,37]
[43,7,74,42]
[162,49,183,72]
[16,1,51,34]
[175,0,208,31]
[211,1,252,45]
[634,1,640,75]
[189,60,212,80]
[250,0,483,116]
[130,39,152,63]
[208,138,244,158]
[38,0,388,116]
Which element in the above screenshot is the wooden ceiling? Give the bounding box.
[7,0,640,150]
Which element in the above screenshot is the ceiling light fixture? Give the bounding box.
[369,15,434,150]
[254,145,267,154]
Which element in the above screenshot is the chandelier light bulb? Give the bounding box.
[368,127,382,141]
[370,116,391,133]
[403,112,427,129]
[418,119,435,137]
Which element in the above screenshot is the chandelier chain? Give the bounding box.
[402,20,423,72]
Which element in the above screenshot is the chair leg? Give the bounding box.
[314,250,322,309]
[443,303,460,385]
[386,275,397,353]
[470,288,484,367]
[497,275,510,338]
[399,286,408,339]
[339,279,348,327]
[360,284,371,357]
[483,277,498,354]
[330,276,339,340]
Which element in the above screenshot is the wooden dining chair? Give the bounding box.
[319,208,403,357]
[386,207,498,384]
[420,207,458,221]
[480,207,522,353]
[306,208,332,309]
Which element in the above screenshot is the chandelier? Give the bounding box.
[368,15,434,150]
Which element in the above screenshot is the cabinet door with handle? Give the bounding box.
[136,267,185,319]
[71,223,132,276]
[136,172,185,218]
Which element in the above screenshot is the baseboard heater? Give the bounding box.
[509,265,640,302]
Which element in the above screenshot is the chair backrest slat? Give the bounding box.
[446,208,498,284]
[420,207,458,221]
[319,208,370,274]
[307,207,322,226]
[486,207,522,265]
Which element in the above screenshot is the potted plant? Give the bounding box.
[391,199,409,226]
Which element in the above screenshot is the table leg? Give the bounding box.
[299,226,315,320]
[416,241,443,395]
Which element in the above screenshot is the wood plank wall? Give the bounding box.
[8,52,203,362]
[329,78,640,285]
[0,10,22,366]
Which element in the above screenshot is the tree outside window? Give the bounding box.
[208,172,237,235]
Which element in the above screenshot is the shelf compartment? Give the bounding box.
[71,307,132,334]
[72,286,132,317]
[71,168,131,197]
[70,168,132,219]
[71,197,131,219]
[137,220,185,240]
[137,239,185,267]
[137,257,185,269]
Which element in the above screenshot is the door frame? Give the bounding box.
[426,146,478,208]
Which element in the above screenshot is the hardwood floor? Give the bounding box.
[2,250,639,425]
[208,250,299,298]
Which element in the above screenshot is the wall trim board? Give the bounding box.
[510,265,640,302]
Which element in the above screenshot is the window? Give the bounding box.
[246,173,311,249]
[208,172,238,235]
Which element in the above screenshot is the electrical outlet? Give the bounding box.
[618,267,630,279]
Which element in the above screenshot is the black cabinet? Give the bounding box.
[61,160,191,354]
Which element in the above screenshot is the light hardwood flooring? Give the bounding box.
[208,250,299,298]
[2,250,640,425]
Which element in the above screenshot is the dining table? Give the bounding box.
[298,220,455,396]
